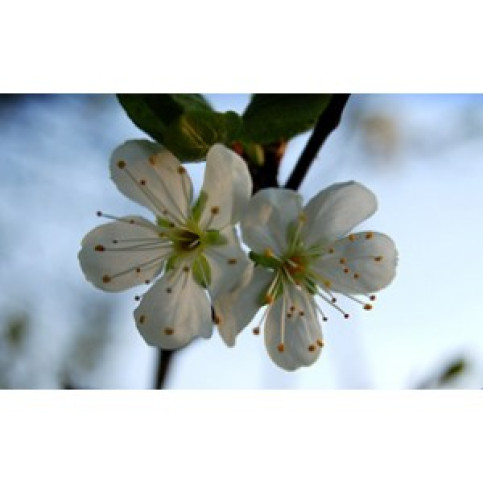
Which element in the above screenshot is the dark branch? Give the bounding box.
[284,94,350,191]
[155,349,174,389]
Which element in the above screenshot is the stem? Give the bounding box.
[285,94,350,191]
[155,349,174,389]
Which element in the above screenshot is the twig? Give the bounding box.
[285,94,350,191]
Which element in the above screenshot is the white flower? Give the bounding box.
[215,182,398,371]
[78,141,252,350]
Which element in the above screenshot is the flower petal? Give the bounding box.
[199,144,252,230]
[78,216,167,292]
[312,231,398,294]
[134,266,213,350]
[110,140,192,223]
[214,266,273,347]
[241,188,303,255]
[204,226,252,300]
[265,286,323,371]
[302,181,377,246]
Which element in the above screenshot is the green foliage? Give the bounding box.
[117,94,334,162]
[240,94,332,143]
[117,94,241,161]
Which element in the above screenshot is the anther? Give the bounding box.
[253,327,260,335]
[112,239,118,244]
[344,313,350,319]
[290,305,295,312]
[139,315,146,324]
[349,234,356,241]
[227,258,237,265]
[317,339,324,347]
[343,268,350,273]
[144,279,150,284]
[117,160,126,169]
[299,310,305,316]
[183,266,190,273]
[134,295,141,301]
[264,294,274,304]
[96,211,102,217]
[277,343,285,353]
[353,273,360,279]
[370,295,376,301]
[166,287,172,293]
[211,206,220,215]
[164,327,174,335]
[331,297,337,303]
[213,314,222,325]
[129,219,135,224]
[135,268,141,273]
[324,280,332,288]
[322,316,328,322]
[328,248,335,254]
[339,257,346,264]
[177,166,186,174]
[308,344,316,352]
[140,179,146,186]
[264,248,274,258]
[363,304,373,311]
[365,232,374,239]
[374,256,383,262]
[102,275,111,283]
[287,312,292,318]
[148,155,156,165]
[94,244,105,252]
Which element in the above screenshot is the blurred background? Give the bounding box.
[1,93,482,389]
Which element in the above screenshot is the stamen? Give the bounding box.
[374,256,383,262]
[122,163,186,224]
[94,245,105,252]
[134,295,141,301]
[139,315,146,324]
[164,327,174,335]
[252,327,260,335]
[117,160,126,169]
[365,232,374,239]
[102,275,111,284]
[211,206,220,215]
[308,344,316,352]
[277,343,285,353]
[348,234,356,241]
[317,339,324,347]
[227,258,237,265]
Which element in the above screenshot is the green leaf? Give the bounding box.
[163,109,242,160]
[192,254,211,288]
[117,94,242,161]
[240,94,333,144]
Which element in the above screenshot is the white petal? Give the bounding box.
[265,286,323,371]
[214,266,273,347]
[78,216,167,292]
[241,188,303,255]
[134,267,213,350]
[312,231,398,294]
[302,181,377,247]
[199,144,252,230]
[204,226,251,300]
[110,140,192,223]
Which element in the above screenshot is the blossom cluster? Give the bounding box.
[79,141,397,371]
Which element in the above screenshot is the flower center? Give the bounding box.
[168,227,201,252]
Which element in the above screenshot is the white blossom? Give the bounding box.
[215,182,398,371]
[78,141,252,350]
